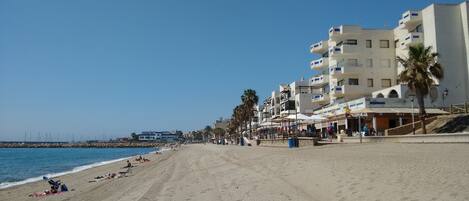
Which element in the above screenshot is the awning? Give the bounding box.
[351,107,448,114]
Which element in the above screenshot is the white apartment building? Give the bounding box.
[311,25,398,105]
[394,1,469,105]
[279,78,321,116]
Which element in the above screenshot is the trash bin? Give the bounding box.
[256,139,261,146]
[294,137,299,147]
[288,138,295,148]
[240,137,244,146]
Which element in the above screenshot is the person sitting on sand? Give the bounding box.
[125,160,132,168]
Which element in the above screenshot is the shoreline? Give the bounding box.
[1,144,469,201]
[0,142,165,148]
[0,147,169,190]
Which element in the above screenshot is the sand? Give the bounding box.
[1,143,469,201]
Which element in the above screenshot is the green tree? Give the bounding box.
[241,89,259,138]
[397,43,443,134]
[213,127,226,140]
[203,125,212,142]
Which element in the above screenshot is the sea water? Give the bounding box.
[0,147,154,189]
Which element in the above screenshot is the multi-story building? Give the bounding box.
[394,1,469,105]
[270,91,281,118]
[213,118,230,130]
[279,78,325,116]
[137,131,180,142]
[311,25,398,105]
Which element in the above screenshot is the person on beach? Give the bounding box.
[363,124,369,136]
[125,160,132,168]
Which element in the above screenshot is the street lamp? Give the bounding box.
[442,88,449,109]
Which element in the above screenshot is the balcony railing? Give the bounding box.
[400,32,424,49]
[310,75,329,86]
[328,46,342,56]
[329,27,341,39]
[329,65,359,78]
[328,44,358,57]
[310,57,329,70]
[399,11,421,29]
[310,40,328,54]
[312,94,329,103]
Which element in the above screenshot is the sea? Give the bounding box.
[0,147,156,189]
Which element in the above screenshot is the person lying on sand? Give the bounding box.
[135,155,143,162]
[89,172,127,183]
[29,177,70,197]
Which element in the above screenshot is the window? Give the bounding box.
[380,59,391,68]
[367,79,374,87]
[381,79,391,87]
[347,58,359,67]
[349,78,359,85]
[366,58,373,68]
[345,39,358,45]
[379,40,390,48]
[366,40,372,48]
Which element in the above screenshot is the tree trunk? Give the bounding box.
[248,117,252,139]
[416,90,427,134]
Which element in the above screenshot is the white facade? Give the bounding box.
[394,2,469,105]
[311,25,398,105]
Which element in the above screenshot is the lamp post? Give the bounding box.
[410,96,415,135]
[442,88,449,109]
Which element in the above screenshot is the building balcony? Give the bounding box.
[310,74,329,86]
[310,40,328,54]
[280,110,296,116]
[329,25,361,41]
[398,11,421,29]
[329,66,358,79]
[328,44,358,57]
[400,32,424,49]
[330,85,364,98]
[312,94,329,104]
[329,26,342,39]
[310,57,329,70]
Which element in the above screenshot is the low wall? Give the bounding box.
[385,116,438,136]
[258,137,318,147]
[342,133,469,143]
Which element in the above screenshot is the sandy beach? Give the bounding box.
[1,143,469,201]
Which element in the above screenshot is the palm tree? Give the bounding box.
[233,105,244,142]
[241,89,259,138]
[397,43,443,134]
[203,125,212,142]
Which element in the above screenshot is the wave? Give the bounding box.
[0,148,168,189]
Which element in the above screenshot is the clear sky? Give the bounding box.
[0,0,462,141]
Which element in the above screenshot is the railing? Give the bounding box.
[385,116,438,136]
[449,102,469,114]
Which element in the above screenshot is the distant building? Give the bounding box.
[138,131,180,142]
[213,118,230,130]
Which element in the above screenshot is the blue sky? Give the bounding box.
[0,0,462,141]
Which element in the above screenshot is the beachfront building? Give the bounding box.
[310,25,398,105]
[279,78,325,117]
[313,86,447,136]
[137,131,180,142]
[393,1,469,105]
[306,1,469,135]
